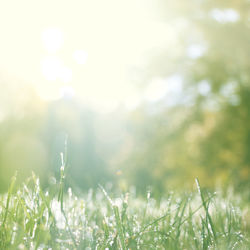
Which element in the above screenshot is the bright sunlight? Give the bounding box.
[0,0,174,113]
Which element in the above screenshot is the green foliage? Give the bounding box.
[0,174,249,249]
[111,0,250,193]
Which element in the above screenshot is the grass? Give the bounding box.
[0,170,249,249]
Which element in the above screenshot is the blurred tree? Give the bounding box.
[116,0,250,193]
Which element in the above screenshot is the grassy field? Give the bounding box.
[0,171,249,249]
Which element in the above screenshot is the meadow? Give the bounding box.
[0,170,249,250]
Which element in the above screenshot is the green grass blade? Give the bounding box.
[196,178,217,241]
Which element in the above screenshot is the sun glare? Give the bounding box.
[41,56,62,81]
[1,1,176,113]
[42,27,64,53]
[73,50,88,65]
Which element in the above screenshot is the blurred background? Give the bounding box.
[0,0,249,194]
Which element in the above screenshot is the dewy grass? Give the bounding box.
[0,174,249,249]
